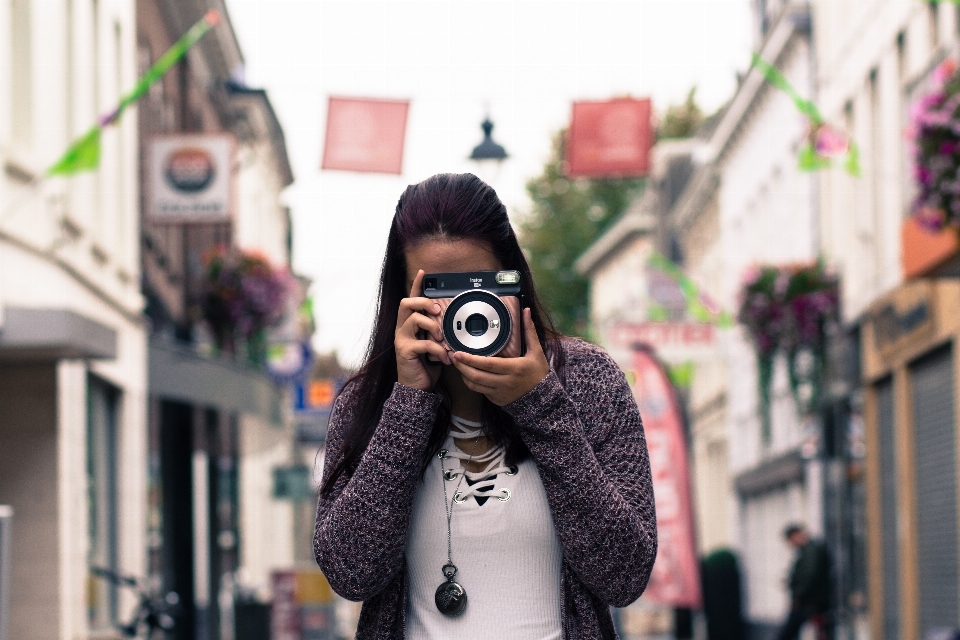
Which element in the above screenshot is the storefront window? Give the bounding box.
[87,376,120,629]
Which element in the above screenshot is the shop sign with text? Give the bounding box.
[146,133,235,223]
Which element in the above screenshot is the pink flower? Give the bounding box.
[915,206,947,233]
[909,93,945,126]
[932,58,958,88]
[814,124,850,159]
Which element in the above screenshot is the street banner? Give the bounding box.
[629,348,702,608]
[48,11,220,176]
[751,54,860,176]
[146,133,235,223]
[271,571,300,640]
[321,97,409,174]
[565,98,652,178]
[646,252,732,327]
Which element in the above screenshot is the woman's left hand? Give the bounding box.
[451,307,551,406]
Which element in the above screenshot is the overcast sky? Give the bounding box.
[224,0,754,366]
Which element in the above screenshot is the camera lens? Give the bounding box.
[442,290,511,357]
[465,313,488,336]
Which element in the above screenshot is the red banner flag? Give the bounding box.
[631,347,702,608]
[565,98,652,178]
[321,97,409,175]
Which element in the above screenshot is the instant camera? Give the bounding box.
[422,270,524,358]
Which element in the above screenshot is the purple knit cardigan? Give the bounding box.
[313,339,657,640]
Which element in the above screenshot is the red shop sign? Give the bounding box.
[566,98,652,178]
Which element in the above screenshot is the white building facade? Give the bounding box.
[580,3,832,637]
[0,0,147,639]
[582,2,960,639]
[813,3,960,640]
[668,7,823,634]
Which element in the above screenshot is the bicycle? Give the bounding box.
[89,567,180,639]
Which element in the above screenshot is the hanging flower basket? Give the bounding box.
[909,58,960,233]
[737,262,840,442]
[201,246,295,365]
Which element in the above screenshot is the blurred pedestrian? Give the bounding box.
[313,173,657,639]
[777,523,833,640]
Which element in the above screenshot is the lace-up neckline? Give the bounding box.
[444,416,515,503]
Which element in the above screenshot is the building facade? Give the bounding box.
[579,2,848,638]
[576,139,719,636]
[812,1,960,639]
[685,9,822,633]
[0,0,147,639]
[136,2,300,639]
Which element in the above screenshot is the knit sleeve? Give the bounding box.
[314,381,442,601]
[502,339,657,607]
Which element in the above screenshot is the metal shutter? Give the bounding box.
[911,344,958,633]
[877,377,900,640]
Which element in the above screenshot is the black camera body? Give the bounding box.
[423,270,524,357]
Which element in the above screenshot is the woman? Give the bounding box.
[314,173,656,640]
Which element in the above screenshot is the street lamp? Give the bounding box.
[469,116,508,182]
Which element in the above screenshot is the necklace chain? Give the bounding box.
[439,425,482,570]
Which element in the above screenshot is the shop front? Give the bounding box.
[861,278,960,640]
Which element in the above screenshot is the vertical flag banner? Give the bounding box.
[321,97,410,175]
[565,98,652,178]
[630,348,702,608]
[47,10,220,176]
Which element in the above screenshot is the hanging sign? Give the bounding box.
[146,133,235,223]
[629,348,702,608]
[295,378,344,444]
[565,97,652,178]
[321,97,409,174]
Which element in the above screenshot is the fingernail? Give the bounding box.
[433,304,441,313]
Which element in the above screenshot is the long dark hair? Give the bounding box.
[320,173,565,496]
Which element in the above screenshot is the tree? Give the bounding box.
[659,87,704,140]
[518,132,645,337]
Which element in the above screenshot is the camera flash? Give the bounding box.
[495,271,520,285]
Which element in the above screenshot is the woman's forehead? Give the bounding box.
[404,239,501,279]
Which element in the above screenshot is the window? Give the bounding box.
[87,376,119,629]
[10,0,32,149]
[114,20,125,261]
[929,1,940,49]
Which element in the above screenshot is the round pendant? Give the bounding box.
[435,580,468,616]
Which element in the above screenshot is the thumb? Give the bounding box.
[523,307,542,356]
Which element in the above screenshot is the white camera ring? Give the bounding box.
[442,290,512,357]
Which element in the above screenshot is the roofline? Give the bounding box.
[574,210,656,277]
[671,9,804,231]
[226,82,295,187]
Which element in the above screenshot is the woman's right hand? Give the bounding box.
[396,269,451,391]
